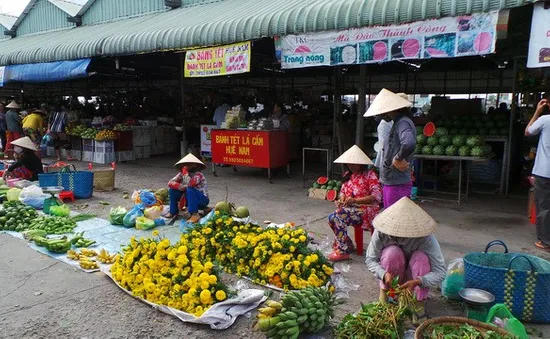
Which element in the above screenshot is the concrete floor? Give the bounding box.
[0,156,548,338]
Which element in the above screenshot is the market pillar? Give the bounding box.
[356,65,367,148]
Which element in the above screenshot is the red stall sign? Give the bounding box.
[211,130,289,169]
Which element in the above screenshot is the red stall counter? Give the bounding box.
[210,129,290,182]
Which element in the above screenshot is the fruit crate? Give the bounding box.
[82,151,94,162]
[115,131,133,151]
[93,152,116,164]
[82,139,95,152]
[94,141,115,154]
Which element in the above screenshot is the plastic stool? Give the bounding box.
[59,191,75,202]
[353,225,364,255]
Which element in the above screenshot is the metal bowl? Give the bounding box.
[459,288,495,307]
[41,186,65,194]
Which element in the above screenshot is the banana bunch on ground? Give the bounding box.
[67,249,81,260]
[254,287,336,339]
[70,232,97,248]
[32,236,72,254]
[80,248,97,257]
[79,257,98,270]
[97,249,117,264]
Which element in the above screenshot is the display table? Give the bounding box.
[211,129,290,183]
[414,154,491,207]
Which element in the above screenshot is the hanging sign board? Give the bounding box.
[528,2,550,68]
[276,11,499,69]
[184,41,251,77]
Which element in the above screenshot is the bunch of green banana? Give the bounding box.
[70,232,96,248]
[22,229,47,240]
[43,237,72,254]
[254,287,337,339]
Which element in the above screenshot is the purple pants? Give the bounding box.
[379,245,430,301]
[383,182,412,208]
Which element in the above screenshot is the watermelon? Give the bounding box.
[416,134,427,145]
[321,185,327,189]
[452,135,466,147]
[445,145,458,156]
[450,128,459,135]
[466,136,484,147]
[327,185,334,190]
[335,180,342,187]
[459,128,470,135]
[438,135,452,147]
[427,136,439,146]
[471,146,484,157]
[422,145,433,155]
[435,128,449,137]
[317,177,329,185]
[326,190,338,201]
[416,126,423,135]
[458,146,471,157]
[313,182,321,189]
[433,145,445,155]
[415,144,423,154]
[328,180,336,187]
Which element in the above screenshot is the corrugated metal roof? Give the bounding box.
[0,0,535,66]
[81,0,167,25]
[11,0,83,36]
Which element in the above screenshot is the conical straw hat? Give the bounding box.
[373,197,437,238]
[6,101,20,109]
[11,136,38,151]
[175,153,205,169]
[364,88,412,117]
[334,145,373,165]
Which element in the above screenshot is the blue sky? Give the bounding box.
[0,0,88,16]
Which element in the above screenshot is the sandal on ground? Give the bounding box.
[535,241,550,252]
[163,213,176,219]
[187,214,200,224]
[328,251,351,262]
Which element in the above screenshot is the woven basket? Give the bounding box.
[414,316,512,338]
[464,240,550,323]
[93,169,115,191]
[38,170,94,199]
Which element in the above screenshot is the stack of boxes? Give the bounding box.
[133,127,152,159]
[82,139,95,162]
[94,140,116,164]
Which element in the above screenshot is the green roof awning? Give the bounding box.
[0,0,535,66]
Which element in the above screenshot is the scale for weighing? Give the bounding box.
[459,288,495,322]
[42,186,64,214]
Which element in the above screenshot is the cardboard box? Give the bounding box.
[308,188,327,200]
[93,152,116,164]
[82,151,94,162]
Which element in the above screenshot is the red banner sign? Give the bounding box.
[211,130,289,169]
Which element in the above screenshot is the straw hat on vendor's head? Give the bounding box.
[175,153,206,170]
[334,145,373,166]
[373,197,437,238]
[6,101,20,109]
[364,88,412,117]
[11,136,38,152]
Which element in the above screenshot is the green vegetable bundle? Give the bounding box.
[422,323,516,339]
[29,216,77,234]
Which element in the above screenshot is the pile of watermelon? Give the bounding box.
[435,114,510,137]
[312,177,342,201]
[415,126,493,158]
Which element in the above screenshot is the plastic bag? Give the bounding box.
[123,205,144,228]
[139,191,157,207]
[145,206,163,220]
[50,204,70,217]
[7,188,22,201]
[109,206,128,226]
[441,258,464,300]
[486,304,528,339]
[136,216,155,230]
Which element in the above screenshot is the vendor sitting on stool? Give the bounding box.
[366,197,445,305]
[2,136,43,181]
[166,153,209,223]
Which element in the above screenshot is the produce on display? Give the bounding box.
[438,115,509,136]
[254,287,337,338]
[416,134,427,145]
[80,128,98,139]
[32,236,73,254]
[50,204,70,217]
[445,145,458,156]
[432,145,445,156]
[95,130,117,141]
[421,145,433,155]
[79,257,99,270]
[316,177,329,186]
[70,232,97,248]
[452,135,467,147]
[434,127,448,137]
[458,146,471,157]
[416,125,492,158]
[28,216,77,234]
[234,206,250,218]
[214,201,232,214]
[66,124,87,136]
[109,206,128,225]
[438,135,452,147]
[97,249,117,264]
[421,324,515,339]
[326,190,338,202]
[427,136,439,146]
[466,136,484,148]
[0,201,39,232]
[113,124,132,132]
[334,289,418,339]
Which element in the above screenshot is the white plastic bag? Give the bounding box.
[19,186,49,209]
[19,185,44,198]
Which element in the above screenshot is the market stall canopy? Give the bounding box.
[0,0,535,66]
[1,59,91,86]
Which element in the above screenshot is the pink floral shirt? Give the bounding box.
[339,170,382,231]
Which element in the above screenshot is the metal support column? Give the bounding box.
[505,59,520,196]
[356,65,367,147]
[333,67,342,175]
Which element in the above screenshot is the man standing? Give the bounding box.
[525,99,550,252]
[212,97,231,129]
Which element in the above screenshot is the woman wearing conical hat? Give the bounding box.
[165,153,209,223]
[365,89,416,208]
[2,136,44,181]
[327,145,382,261]
[366,197,446,304]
